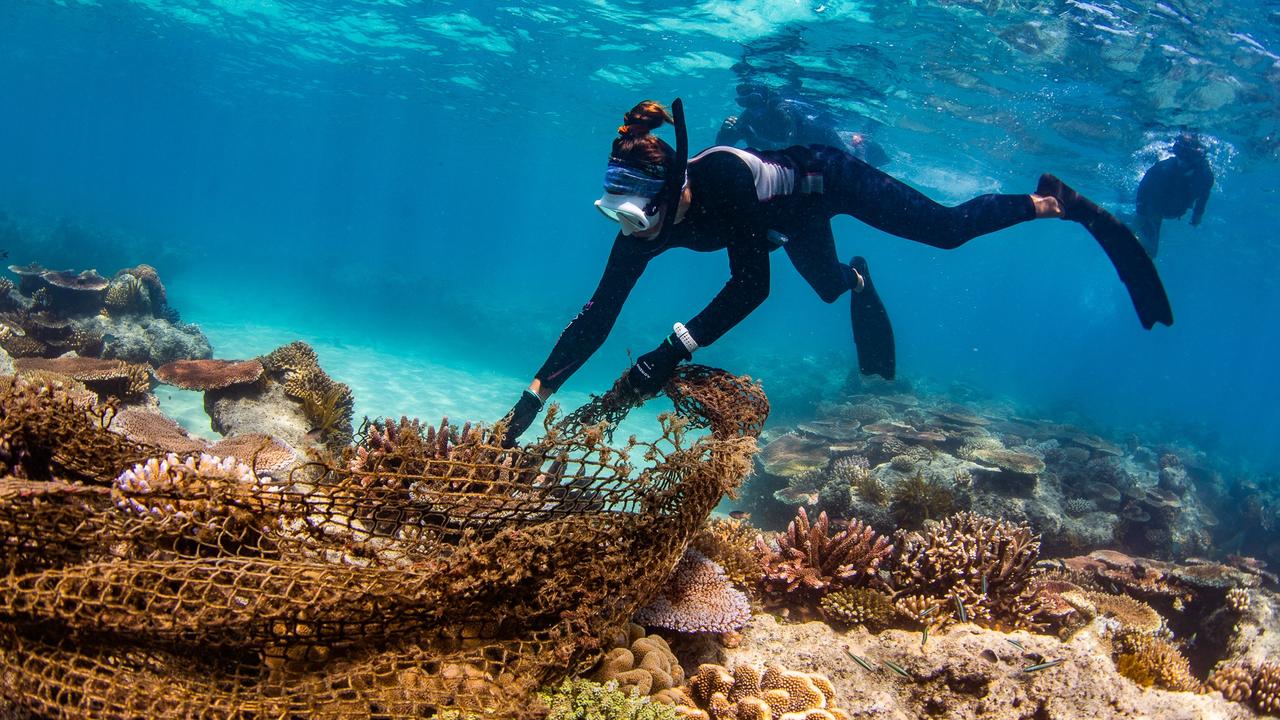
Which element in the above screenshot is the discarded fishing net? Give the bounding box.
[0,364,767,718]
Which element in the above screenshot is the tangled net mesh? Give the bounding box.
[0,365,767,718]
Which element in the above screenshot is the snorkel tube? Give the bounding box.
[642,97,688,252]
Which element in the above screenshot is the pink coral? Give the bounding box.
[634,548,751,634]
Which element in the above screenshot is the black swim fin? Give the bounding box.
[1037,174,1174,330]
[849,256,896,380]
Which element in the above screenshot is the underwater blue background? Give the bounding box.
[1,0,1277,469]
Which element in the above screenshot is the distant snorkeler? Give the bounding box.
[1133,132,1215,258]
[499,99,1172,445]
[715,83,890,168]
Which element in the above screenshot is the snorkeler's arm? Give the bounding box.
[716,116,744,147]
[534,236,650,393]
[679,151,771,347]
[683,239,771,347]
[1190,169,1213,226]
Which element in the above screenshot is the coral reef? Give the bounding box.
[107,407,210,455]
[538,679,681,720]
[154,358,264,391]
[634,549,752,635]
[890,512,1044,630]
[819,588,896,631]
[1062,590,1164,634]
[757,508,892,603]
[263,341,353,450]
[687,613,1254,720]
[1111,628,1201,692]
[692,517,763,593]
[208,434,302,480]
[14,356,150,403]
[676,663,849,720]
[592,623,685,702]
[888,472,956,530]
[2,262,206,365]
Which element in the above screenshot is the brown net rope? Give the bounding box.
[0,365,767,718]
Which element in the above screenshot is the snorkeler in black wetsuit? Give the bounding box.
[499,100,1173,444]
[1134,133,1214,257]
[716,83,890,167]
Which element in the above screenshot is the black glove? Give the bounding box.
[500,390,543,447]
[626,335,691,398]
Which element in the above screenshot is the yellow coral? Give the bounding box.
[819,588,896,630]
[677,663,848,720]
[1112,630,1201,692]
[591,623,685,699]
[693,517,763,591]
[1208,664,1253,703]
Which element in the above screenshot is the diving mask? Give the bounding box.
[595,192,662,236]
[596,161,666,236]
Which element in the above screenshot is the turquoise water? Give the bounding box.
[1,0,1277,468]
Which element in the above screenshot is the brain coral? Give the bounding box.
[592,623,686,701]
[676,663,849,720]
[634,549,751,635]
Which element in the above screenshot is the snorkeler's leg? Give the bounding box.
[820,149,1035,249]
[781,217,855,303]
[848,256,896,380]
[1037,174,1173,329]
[1135,212,1162,258]
[782,220,895,379]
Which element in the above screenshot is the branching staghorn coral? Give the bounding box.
[889,512,1045,631]
[756,508,893,603]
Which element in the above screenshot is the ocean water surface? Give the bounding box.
[1,0,1277,468]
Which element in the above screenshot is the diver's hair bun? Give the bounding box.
[617,100,673,138]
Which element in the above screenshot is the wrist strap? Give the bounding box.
[672,322,698,354]
[521,389,544,409]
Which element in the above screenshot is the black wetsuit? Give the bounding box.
[534,145,1035,392]
[1135,152,1213,257]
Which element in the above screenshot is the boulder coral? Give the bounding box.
[592,623,686,703]
[675,663,848,720]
